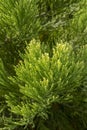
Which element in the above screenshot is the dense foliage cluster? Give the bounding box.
[0,0,87,130]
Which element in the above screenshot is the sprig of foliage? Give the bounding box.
[0,39,86,129]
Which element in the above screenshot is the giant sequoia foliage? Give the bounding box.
[0,0,87,130]
[0,0,82,74]
[0,40,87,130]
[0,0,40,74]
[37,0,81,42]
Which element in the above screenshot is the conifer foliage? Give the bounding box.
[0,40,87,129]
[0,0,87,130]
[0,0,40,73]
